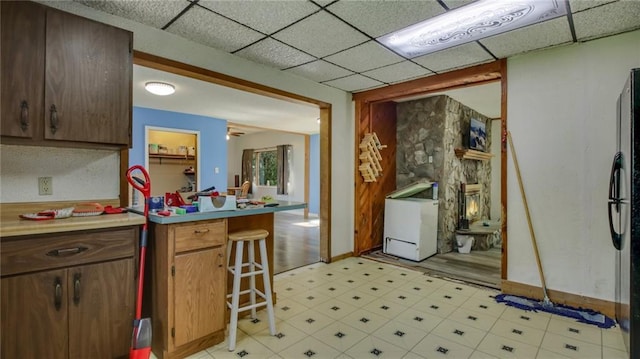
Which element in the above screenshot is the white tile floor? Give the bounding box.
[153,257,627,359]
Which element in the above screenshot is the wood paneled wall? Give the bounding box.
[354,102,397,255]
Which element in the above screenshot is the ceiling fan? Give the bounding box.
[227,127,245,137]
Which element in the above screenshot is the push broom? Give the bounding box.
[127,165,153,358]
[495,132,615,328]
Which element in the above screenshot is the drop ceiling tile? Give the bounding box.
[166,5,265,53]
[74,0,190,28]
[197,0,320,35]
[441,0,476,10]
[572,1,640,41]
[284,60,354,83]
[272,11,369,58]
[480,17,573,58]
[361,61,433,84]
[412,42,494,73]
[326,0,446,38]
[323,74,385,92]
[324,41,404,73]
[569,0,618,13]
[235,38,316,70]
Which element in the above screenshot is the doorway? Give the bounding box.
[226,126,321,273]
[353,60,508,289]
[145,127,201,198]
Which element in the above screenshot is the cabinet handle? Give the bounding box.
[20,100,29,131]
[194,229,210,234]
[73,273,81,305]
[46,246,88,257]
[54,277,62,311]
[218,252,224,267]
[49,104,58,134]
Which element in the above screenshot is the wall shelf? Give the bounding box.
[149,154,195,164]
[454,148,493,161]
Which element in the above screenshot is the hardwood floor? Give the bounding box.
[364,247,502,289]
[273,212,320,274]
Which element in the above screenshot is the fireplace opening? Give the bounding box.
[459,183,482,229]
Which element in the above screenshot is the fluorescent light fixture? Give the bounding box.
[378,0,567,58]
[145,81,175,96]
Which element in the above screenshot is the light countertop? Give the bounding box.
[1,212,146,238]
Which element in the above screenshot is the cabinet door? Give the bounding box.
[68,259,135,359]
[0,1,45,139]
[1,269,68,359]
[174,246,226,347]
[44,7,132,145]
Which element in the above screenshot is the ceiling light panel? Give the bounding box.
[361,61,434,84]
[572,1,640,41]
[284,60,355,83]
[480,16,573,58]
[272,11,369,58]
[197,0,320,35]
[323,74,385,92]
[166,5,264,53]
[326,0,446,38]
[412,42,494,73]
[235,38,316,70]
[75,0,188,29]
[324,41,405,73]
[378,0,568,58]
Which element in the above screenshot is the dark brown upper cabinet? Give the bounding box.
[0,1,133,148]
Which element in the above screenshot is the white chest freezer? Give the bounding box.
[383,181,439,261]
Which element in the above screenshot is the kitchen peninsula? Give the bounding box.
[142,201,305,359]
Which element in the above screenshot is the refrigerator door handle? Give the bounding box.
[608,200,622,250]
[608,152,623,250]
[609,152,622,201]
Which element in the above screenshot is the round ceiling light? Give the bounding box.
[145,81,175,96]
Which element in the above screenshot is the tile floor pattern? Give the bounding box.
[152,257,627,359]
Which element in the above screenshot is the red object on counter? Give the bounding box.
[165,192,186,207]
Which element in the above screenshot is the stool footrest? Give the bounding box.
[226,288,267,301]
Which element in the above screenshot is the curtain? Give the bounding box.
[241,149,254,194]
[277,145,291,195]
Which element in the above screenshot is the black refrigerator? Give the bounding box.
[609,68,640,357]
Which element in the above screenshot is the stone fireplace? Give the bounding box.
[396,95,492,253]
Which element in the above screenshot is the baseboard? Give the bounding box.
[501,280,616,319]
[330,251,354,262]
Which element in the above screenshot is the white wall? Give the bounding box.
[507,29,640,301]
[33,1,355,258]
[227,131,306,203]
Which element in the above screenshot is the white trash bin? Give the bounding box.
[456,235,474,254]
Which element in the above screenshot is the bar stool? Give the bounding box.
[226,229,276,351]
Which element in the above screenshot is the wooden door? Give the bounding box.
[173,246,225,347]
[1,270,68,359]
[44,7,132,145]
[0,1,45,139]
[354,101,397,254]
[68,259,134,359]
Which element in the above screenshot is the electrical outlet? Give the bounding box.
[38,177,53,195]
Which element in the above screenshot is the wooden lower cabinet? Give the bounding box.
[149,219,227,359]
[0,227,138,359]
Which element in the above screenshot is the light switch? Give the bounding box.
[214,167,219,174]
[428,156,433,164]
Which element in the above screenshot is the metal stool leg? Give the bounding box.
[258,238,276,335]
[228,241,244,351]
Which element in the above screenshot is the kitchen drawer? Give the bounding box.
[1,227,137,276]
[174,220,226,253]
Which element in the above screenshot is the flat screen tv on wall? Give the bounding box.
[469,118,487,151]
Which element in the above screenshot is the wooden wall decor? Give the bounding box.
[454,148,494,161]
[358,132,386,182]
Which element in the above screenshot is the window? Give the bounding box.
[254,150,277,186]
